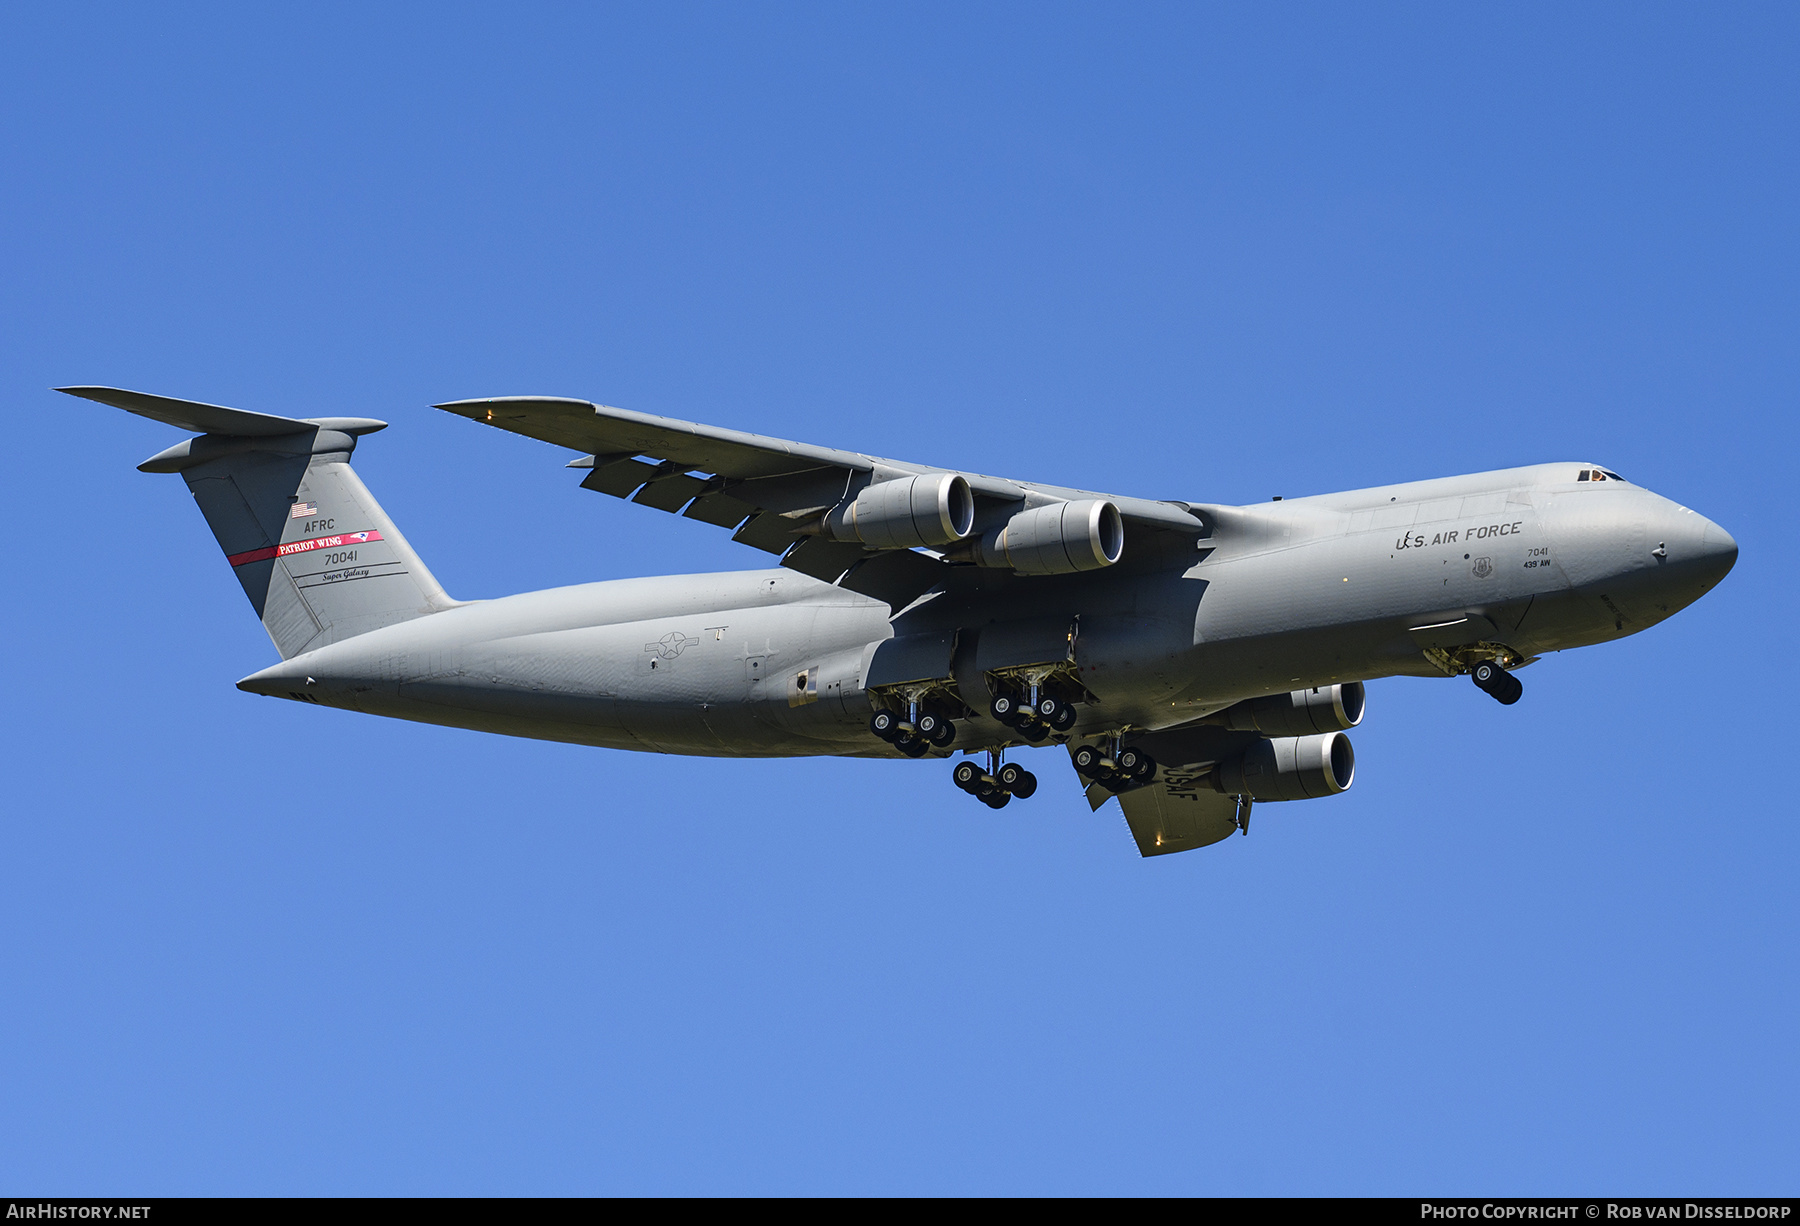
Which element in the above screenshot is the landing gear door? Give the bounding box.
[972,618,1076,676]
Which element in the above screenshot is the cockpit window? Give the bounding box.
[1577,468,1629,483]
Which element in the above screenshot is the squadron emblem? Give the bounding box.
[1471,556,1494,579]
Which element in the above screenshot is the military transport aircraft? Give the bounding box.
[65,385,1738,857]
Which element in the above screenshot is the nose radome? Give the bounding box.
[1647,500,1737,604]
[1700,517,1739,584]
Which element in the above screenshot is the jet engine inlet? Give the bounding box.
[968,499,1125,575]
[1214,731,1355,801]
[825,473,974,550]
[1221,683,1365,737]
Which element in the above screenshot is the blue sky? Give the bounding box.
[1,3,1794,1194]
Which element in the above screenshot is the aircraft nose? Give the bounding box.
[1698,516,1739,585]
[1650,501,1738,606]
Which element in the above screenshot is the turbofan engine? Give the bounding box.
[952,499,1125,575]
[821,473,975,550]
[1218,682,1365,737]
[1213,731,1355,801]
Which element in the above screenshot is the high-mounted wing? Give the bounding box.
[436,395,1204,609]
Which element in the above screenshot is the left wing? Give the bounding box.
[437,395,1205,609]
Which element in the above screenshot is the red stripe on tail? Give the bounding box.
[227,529,383,568]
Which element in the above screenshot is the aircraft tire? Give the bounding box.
[869,710,899,741]
[981,791,1011,809]
[897,735,930,758]
[1072,745,1104,776]
[1050,703,1078,732]
[1130,753,1157,781]
[1472,661,1524,705]
[1019,722,1050,744]
[990,695,1018,724]
[1010,769,1038,799]
[916,712,943,740]
[930,719,957,746]
[952,761,984,792]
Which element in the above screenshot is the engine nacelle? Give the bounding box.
[824,473,974,550]
[1214,731,1355,801]
[966,499,1124,575]
[1221,682,1365,737]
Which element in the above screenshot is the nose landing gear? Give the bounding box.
[1471,659,1523,705]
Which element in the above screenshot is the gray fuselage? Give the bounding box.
[239,462,1737,757]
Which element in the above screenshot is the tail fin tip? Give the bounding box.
[57,385,387,440]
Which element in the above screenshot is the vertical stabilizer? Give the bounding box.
[64,386,457,659]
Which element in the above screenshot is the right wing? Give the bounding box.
[1109,773,1243,856]
[1076,723,1264,857]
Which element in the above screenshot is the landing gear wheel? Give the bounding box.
[1471,660,1523,706]
[869,710,899,741]
[1116,747,1145,774]
[952,760,985,792]
[1130,754,1157,782]
[1050,703,1077,732]
[1099,771,1132,794]
[1072,744,1104,777]
[930,718,957,747]
[915,712,943,741]
[980,791,1011,809]
[997,762,1027,792]
[1010,769,1038,799]
[990,694,1019,725]
[1035,696,1063,723]
[1019,722,1050,744]
[896,734,930,758]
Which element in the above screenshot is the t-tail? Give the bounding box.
[64,386,456,659]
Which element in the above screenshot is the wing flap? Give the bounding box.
[731,512,798,555]
[632,471,709,512]
[1116,782,1242,856]
[781,537,868,583]
[580,457,661,498]
[684,491,757,529]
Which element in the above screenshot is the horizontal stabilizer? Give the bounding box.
[56,386,386,439]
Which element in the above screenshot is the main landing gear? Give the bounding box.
[953,749,1038,809]
[1470,660,1523,706]
[869,700,959,757]
[1071,738,1158,793]
[989,689,1077,743]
